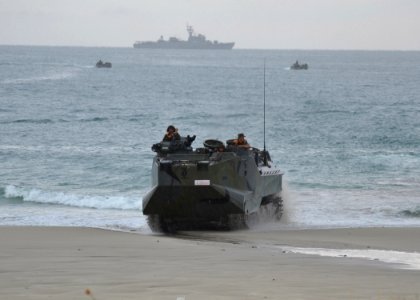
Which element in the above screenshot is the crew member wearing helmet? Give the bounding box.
[163,125,181,142]
[233,133,250,149]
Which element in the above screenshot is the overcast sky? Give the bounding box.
[1,0,419,50]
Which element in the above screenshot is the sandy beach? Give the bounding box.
[1,226,420,300]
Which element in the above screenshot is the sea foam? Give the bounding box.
[4,185,141,210]
[278,246,420,270]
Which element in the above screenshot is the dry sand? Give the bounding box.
[1,226,420,299]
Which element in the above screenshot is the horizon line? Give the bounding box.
[0,44,419,52]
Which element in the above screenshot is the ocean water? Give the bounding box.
[1,46,420,232]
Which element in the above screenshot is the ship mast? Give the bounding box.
[186,25,194,39]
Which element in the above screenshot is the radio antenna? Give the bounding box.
[263,59,268,166]
[263,60,266,151]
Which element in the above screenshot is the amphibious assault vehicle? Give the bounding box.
[142,135,283,232]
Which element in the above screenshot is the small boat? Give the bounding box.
[96,60,112,68]
[290,60,308,70]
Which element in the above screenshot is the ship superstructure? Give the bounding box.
[133,25,234,50]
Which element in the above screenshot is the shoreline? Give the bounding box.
[1,226,420,299]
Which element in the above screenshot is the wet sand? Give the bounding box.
[1,226,420,299]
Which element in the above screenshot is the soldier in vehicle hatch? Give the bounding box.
[233,133,250,149]
[163,125,181,142]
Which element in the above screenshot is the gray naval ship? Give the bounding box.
[142,135,283,232]
[133,25,235,50]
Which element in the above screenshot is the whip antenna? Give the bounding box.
[263,59,268,166]
[263,59,266,151]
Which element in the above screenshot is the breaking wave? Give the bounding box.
[400,208,420,218]
[1,118,54,125]
[1,117,111,125]
[4,185,141,210]
[80,117,109,122]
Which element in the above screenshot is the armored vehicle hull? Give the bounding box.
[143,138,283,232]
[290,61,308,70]
[96,60,112,68]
